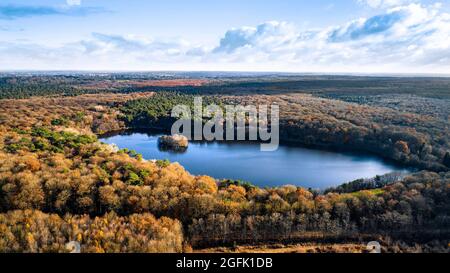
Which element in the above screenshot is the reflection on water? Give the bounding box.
[157,146,188,154]
[100,131,408,189]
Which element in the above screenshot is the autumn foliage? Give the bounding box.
[0,88,449,253]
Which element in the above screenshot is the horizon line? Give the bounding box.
[1,69,450,78]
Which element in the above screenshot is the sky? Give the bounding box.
[0,0,449,73]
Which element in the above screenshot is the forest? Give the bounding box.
[0,74,449,253]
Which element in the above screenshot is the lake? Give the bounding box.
[100,131,408,189]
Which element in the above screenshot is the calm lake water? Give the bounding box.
[100,131,407,189]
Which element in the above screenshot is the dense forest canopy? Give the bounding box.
[0,74,449,253]
[2,73,450,100]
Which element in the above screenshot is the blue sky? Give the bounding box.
[1,0,450,73]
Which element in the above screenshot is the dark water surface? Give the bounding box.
[100,131,408,189]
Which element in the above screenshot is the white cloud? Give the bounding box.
[213,21,298,53]
[205,4,450,72]
[66,0,81,6]
[1,3,449,73]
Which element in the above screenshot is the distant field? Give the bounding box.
[1,73,450,100]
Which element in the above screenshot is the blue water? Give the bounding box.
[100,131,407,189]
